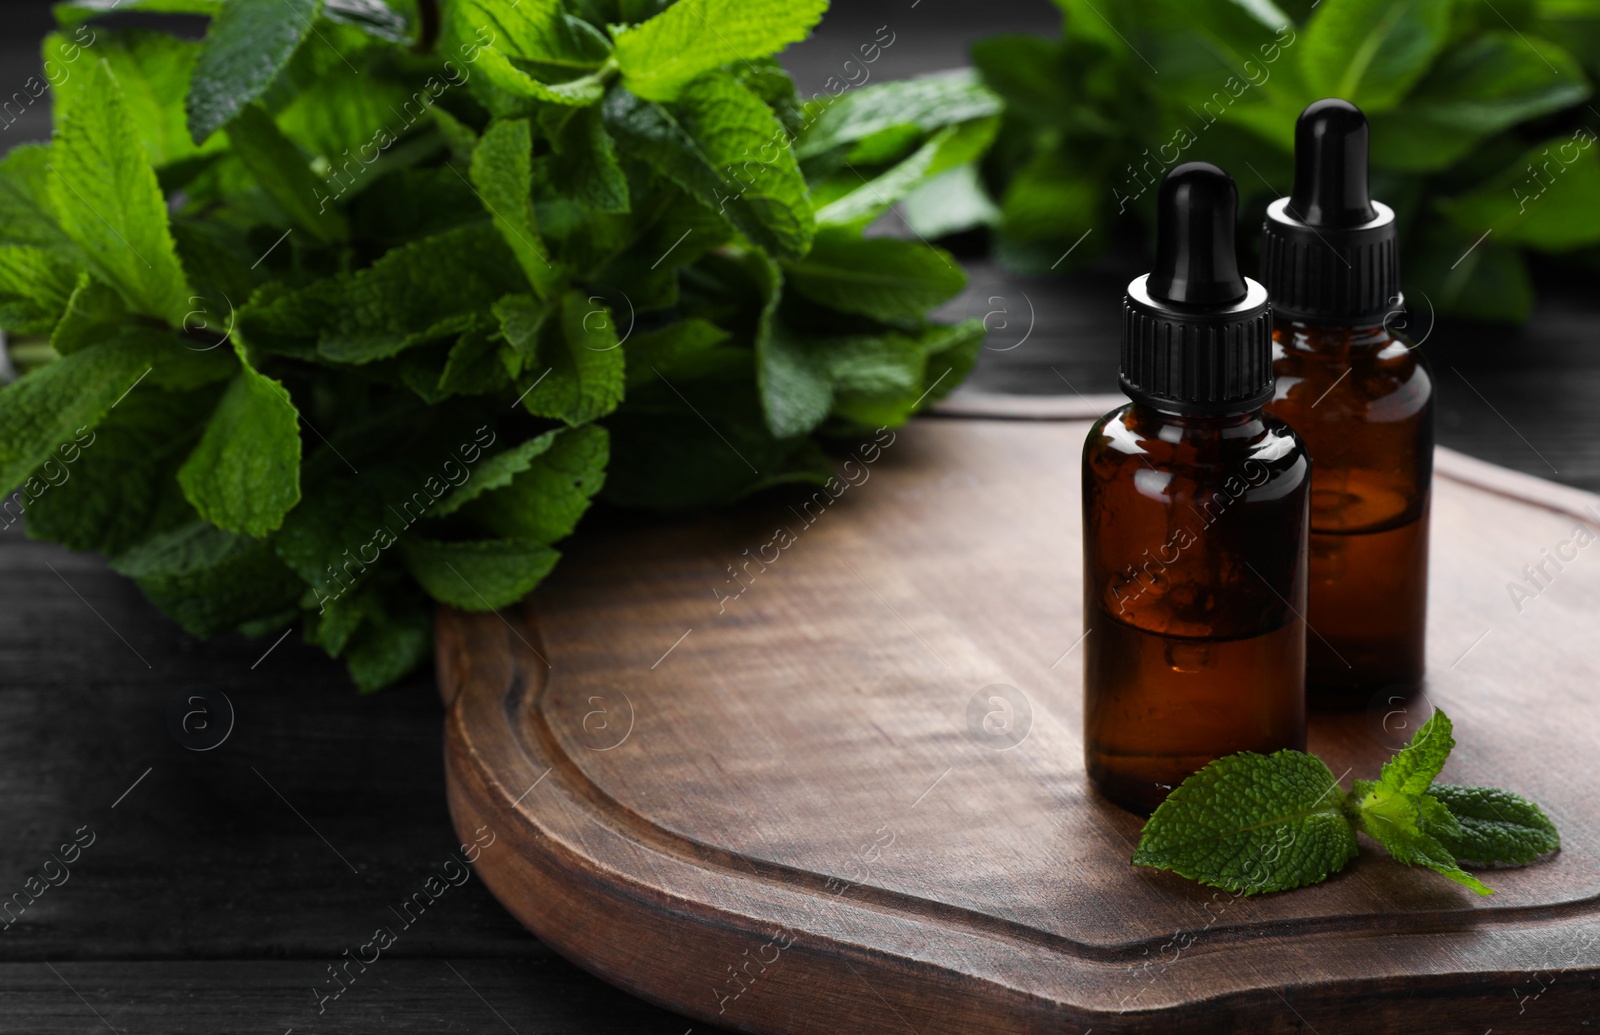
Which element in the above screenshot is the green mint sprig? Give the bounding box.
[1133,711,1560,896]
[0,0,1001,692]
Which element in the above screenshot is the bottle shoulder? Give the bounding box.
[1270,324,1434,421]
[1084,403,1309,481]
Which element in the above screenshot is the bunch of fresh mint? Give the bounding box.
[968,0,1600,322]
[0,0,992,690]
[1134,711,1560,896]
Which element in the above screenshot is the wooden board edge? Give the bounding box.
[1432,448,1600,526]
[436,603,1600,1034]
[930,389,1119,421]
[438,603,1078,1035]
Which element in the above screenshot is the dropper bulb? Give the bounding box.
[1146,162,1248,307]
[1289,98,1378,229]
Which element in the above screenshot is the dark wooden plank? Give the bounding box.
[0,959,700,1034]
[0,541,541,962]
[442,418,1600,1035]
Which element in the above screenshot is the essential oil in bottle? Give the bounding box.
[1083,162,1311,815]
[1261,99,1433,709]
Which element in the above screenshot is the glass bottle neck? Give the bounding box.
[1126,402,1261,433]
[1275,316,1394,352]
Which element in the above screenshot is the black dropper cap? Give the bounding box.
[1121,162,1272,416]
[1261,98,1399,322]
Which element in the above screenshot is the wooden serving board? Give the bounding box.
[438,396,1600,1034]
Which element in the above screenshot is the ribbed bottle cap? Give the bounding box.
[1261,98,1400,322]
[1120,162,1273,416]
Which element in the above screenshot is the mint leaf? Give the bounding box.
[1369,34,1590,172]
[438,318,513,396]
[432,107,480,163]
[826,320,985,429]
[339,579,432,693]
[1352,711,1496,896]
[112,520,304,636]
[676,72,813,259]
[22,387,211,555]
[603,89,725,213]
[902,164,1001,239]
[613,0,826,102]
[49,275,126,354]
[547,106,630,214]
[1353,783,1495,896]
[0,342,155,496]
[797,70,1002,160]
[1429,784,1561,868]
[54,0,221,27]
[451,0,611,109]
[1300,0,1452,113]
[1416,34,1589,134]
[274,459,444,610]
[1135,708,1564,898]
[510,289,624,425]
[239,225,525,363]
[623,317,728,389]
[1440,139,1600,251]
[604,77,812,259]
[268,25,406,163]
[1372,709,1454,798]
[444,425,608,543]
[50,283,236,393]
[734,56,805,136]
[995,149,1103,271]
[916,320,986,407]
[815,117,998,228]
[606,354,829,509]
[187,0,320,143]
[176,348,302,537]
[226,104,349,242]
[1133,750,1360,894]
[458,0,606,67]
[493,292,551,375]
[469,117,561,297]
[8,5,982,694]
[0,245,79,334]
[969,36,1072,128]
[748,251,830,438]
[758,324,831,440]
[400,536,560,610]
[45,28,215,170]
[1406,221,1533,323]
[433,430,564,516]
[759,325,950,439]
[322,0,409,44]
[346,168,483,248]
[49,58,191,326]
[784,231,964,322]
[0,145,77,256]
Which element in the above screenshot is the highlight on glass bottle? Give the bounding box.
[1261,98,1434,710]
[1082,161,1310,815]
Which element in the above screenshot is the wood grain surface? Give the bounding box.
[441,406,1600,1035]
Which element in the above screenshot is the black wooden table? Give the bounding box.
[4,2,1599,1031]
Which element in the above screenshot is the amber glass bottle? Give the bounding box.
[1083,163,1310,815]
[1261,99,1433,708]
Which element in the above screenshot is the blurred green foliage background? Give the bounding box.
[954,0,1600,323]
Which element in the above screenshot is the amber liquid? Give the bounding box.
[1085,606,1305,814]
[1305,512,1428,705]
[1267,321,1433,707]
[1082,404,1310,814]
